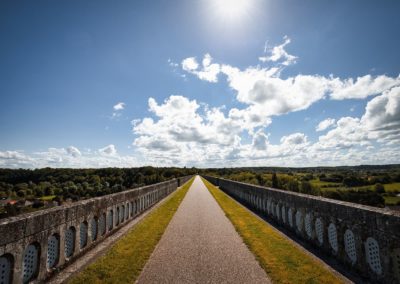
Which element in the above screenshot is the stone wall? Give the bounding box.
[203,175,400,284]
[0,176,192,284]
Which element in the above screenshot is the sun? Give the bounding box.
[209,0,256,24]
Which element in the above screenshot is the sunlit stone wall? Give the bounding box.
[0,176,192,284]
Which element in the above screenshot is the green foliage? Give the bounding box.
[272,173,279,188]
[375,183,385,193]
[0,167,196,219]
[200,165,400,208]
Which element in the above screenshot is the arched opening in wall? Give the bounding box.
[276,204,281,221]
[295,211,303,233]
[315,218,324,245]
[47,234,60,269]
[80,221,88,249]
[0,253,13,284]
[108,210,114,231]
[116,207,120,226]
[288,208,293,228]
[328,223,338,254]
[267,200,271,215]
[90,217,98,241]
[281,206,286,224]
[125,203,129,220]
[134,200,138,215]
[99,213,106,236]
[22,242,40,284]
[344,229,357,264]
[65,226,75,258]
[365,237,382,275]
[120,205,125,223]
[271,202,275,217]
[305,213,313,239]
[130,201,134,217]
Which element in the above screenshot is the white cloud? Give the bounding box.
[329,75,400,100]
[3,38,400,168]
[99,144,117,155]
[315,87,400,150]
[66,146,81,157]
[259,36,297,66]
[316,118,336,132]
[180,39,400,121]
[113,102,126,111]
[280,133,307,145]
[181,54,220,82]
[181,57,199,71]
[0,145,141,168]
[134,37,400,166]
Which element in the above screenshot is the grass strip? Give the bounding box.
[69,177,194,284]
[202,177,344,284]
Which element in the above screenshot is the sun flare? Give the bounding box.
[209,0,255,24]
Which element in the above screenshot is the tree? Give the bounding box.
[272,173,279,188]
[256,174,265,186]
[300,181,313,194]
[287,180,299,192]
[375,183,385,193]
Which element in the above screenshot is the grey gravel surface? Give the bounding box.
[137,176,271,284]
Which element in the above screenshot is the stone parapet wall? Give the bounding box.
[203,175,400,284]
[0,176,192,284]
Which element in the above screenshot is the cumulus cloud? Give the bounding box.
[316,118,336,132]
[181,57,199,71]
[361,86,400,132]
[280,133,308,145]
[0,145,141,168]
[66,146,82,157]
[99,144,117,155]
[259,36,297,66]
[181,54,220,82]
[315,88,400,150]
[180,40,400,121]
[113,102,125,111]
[111,102,126,120]
[3,38,400,168]
[329,75,400,100]
[129,37,400,166]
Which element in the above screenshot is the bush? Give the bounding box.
[375,183,385,193]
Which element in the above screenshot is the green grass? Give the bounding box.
[309,179,341,188]
[69,177,194,284]
[384,195,400,205]
[202,177,344,284]
[40,195,56,201]
[384,182,400,193]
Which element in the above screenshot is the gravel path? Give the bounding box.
[137,176,271,284]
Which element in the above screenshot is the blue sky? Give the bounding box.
[1,0,399,168]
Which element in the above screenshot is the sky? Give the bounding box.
[0,0,400,168]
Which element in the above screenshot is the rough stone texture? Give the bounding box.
[203,175,400,284]
[0,176,192,284]
[137,176,271,284]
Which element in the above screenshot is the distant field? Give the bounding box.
[384,182,400,192]
[384,195,400,205]
[309,179,341,188]
[40,195,56,201]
